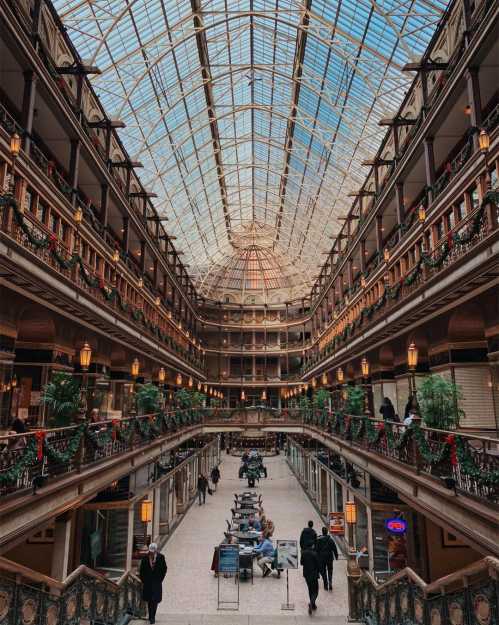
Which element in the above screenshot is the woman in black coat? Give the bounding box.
[139,543,167,624]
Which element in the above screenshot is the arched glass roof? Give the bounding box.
[56,0,448,303]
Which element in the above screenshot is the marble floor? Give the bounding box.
[135,453,350,624]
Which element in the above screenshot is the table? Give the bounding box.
[233,508,258,516]
[230,530,261,544]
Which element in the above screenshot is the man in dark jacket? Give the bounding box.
[197,473,208,504]
[300,520,317,550]
[316,526,339,590]
[210,466,220,492]
[139,543,167,624]
[301,547,320,614]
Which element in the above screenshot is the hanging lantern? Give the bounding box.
[261,389,267,401]
[361,357,370,378]
[131,358,140,378]
[241,389,246,401]
[304,382,309,391]
[74,206,83,225]
[197,381,201,391]
[311,377,317,388]
[407,342,419,370]
[176,372,182,386]
[383,248,390,263]
[158,367,166,383]
[140,499,153,523]
[321,372,328,385]
[138,278,143,289]
[361,275,366,289]
[11,375,17,389]
[112,249,120,263]
[418,205,426,223]
[10,132,21,157]
[204,384,208,393]
[345,501,357,524]
[478,128,490,153]
[79,342,92,371]
[188,376,193,388]
[337,367,344,383]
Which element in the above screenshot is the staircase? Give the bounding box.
[0,556,145,625]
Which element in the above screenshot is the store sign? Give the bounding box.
[385,518,407,534]
[218,544,239,573]
[329,512,345,535]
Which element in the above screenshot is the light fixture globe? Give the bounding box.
[479,128,490,153]
[158,367,166,383]
[336,367,344,383]
[79,342,92,371]
[176,372,182,386]
[361,357,369,378]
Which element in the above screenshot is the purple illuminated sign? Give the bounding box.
[385,518,407,534]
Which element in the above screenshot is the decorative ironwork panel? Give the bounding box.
[469,580,497,625]
[0,578,16,625]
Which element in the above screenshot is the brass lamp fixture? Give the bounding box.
[241,389,246,401]
[361,357,369,378]
[158,367,166,384]
[321,371,328,385]
[155,296,161,306]
[131,358,140,378]
[418,205,426,223]
[383,247,390,263]
[79,342,92,371]
[478,128,491,190]
[176,372,182,386]
[10,132,21,158]
[112,249,120,263]
[261,389,267,401]
[74,206,83,225]
[137,278,144,289]
[311,377,317,388]
[336,367,344,383]
[407,342,418,370]
[140,499,153,549]
[407,342,420,415]
[188,376,193,388]
[345,500,357,524]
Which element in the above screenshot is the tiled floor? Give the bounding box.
[138,453,350,623]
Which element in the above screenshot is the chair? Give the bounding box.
[226,519,231,531]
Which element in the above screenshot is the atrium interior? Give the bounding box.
[0,0,497,623]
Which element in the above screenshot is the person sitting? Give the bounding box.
[253,533,275,577]
[263,517,275,537]
[247,514,261,531]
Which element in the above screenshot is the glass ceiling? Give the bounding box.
[56,0,448,303]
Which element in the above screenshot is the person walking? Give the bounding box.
[210,465,220,492]
[316,526,339,590]
[301,546,320,614]
[197,473,208,504]
[139,543,167,624]
[300,520,317,550]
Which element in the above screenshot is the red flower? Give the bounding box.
[376,422,385,431]
[111,419,120,441]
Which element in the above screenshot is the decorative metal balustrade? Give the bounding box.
[0,557,144,625]
[349,556,499,625]
[0,409,202,498]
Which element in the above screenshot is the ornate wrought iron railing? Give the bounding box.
[0,556,145,625]
[348,556,499,625]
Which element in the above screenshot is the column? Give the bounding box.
[395,182,405,227]
[375,215,383,253]
[360,239,366,272]
[423,138,436,205]
[21,71,37,156]
[122,216,130,253]
[100,184,109,229]
[69,139,81,207]
[465,68,482,151]
[153,485,161,542]
[50,513,73,580]
[125,506,134,570]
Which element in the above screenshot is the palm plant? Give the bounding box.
[312,389,331,425]
[41,372,82,426]
[344,386,365,416]
[135,383,161,415]
[417,374,464,429]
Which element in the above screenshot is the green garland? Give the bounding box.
[0,438,39,485]
[43,424,86,463]
[456,437,499,488]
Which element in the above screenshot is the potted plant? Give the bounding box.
[135,383,161,415]
[344,386,365,416]
[41,372,82,427]
[417,374,464,429]
[312,388,331,426]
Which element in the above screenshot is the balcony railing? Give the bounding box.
[303,184,498,374]
[0,409,203,498]
[0,192,204,372]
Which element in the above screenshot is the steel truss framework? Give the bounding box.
[56,0,448,303]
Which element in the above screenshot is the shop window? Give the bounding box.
[490,166,497,188]
[24,187,34,212]
[468,186,479,210]
[445,210,454,231]
[435,220,444,241]
[61,222,69,244]
[50,213,59,235]
[36,201,48,224]
[456,199,466,222]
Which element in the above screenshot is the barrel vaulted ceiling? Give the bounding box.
[55,0,448,303]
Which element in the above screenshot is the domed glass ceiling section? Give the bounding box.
[56,0,448,303]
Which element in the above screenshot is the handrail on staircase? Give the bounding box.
[348,556,499,623]
[0,555,145,623]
